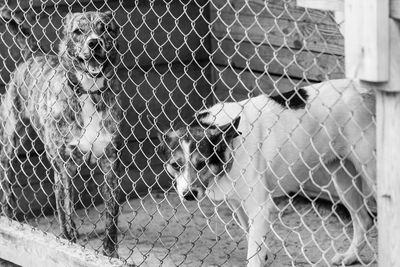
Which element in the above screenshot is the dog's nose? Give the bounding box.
[183,190,198,201]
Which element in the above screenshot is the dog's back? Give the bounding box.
[198,79,376,195]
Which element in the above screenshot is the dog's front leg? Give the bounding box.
[0,133,18,218]
[99,142,121,258]
[227,199,249,232]
[245,195,275,267]
[49,150,79,242]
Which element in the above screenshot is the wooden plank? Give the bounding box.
[382,19,400,92]
[211,0,344,56]
[343,0,362,80]
[0,217,126,267]
[212,65,310,102]
[211,38,344,82]
[296,0,343,11]
[377,90,400,267]
[361,0,389,82]
[377,18,400,267]
[334,11,345,36]
[344,0,389,82]
[212,0,339,26]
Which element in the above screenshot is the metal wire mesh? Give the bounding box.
[0,0,377,266]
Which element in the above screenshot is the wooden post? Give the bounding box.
[344,0,389,82]
[377,90,400,267]
[377,16,400,267]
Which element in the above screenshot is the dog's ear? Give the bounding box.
[103,11,119,37]
[147,115,171,161]
[104,11,113,17]
[62,13,75,34]
[218,116,242,142]
[146,115,165,144]
[208,116,241,149]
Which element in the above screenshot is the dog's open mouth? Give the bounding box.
[78,56,109,77]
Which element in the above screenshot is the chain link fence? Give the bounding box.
[0,0,377,266]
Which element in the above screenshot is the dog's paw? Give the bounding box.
[103,248,119,258]
[62,227,79,242]
[331,252,358,266]
[70,229,80,243]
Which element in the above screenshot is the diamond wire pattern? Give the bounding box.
[0,0,377,266]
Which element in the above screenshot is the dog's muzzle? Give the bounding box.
[81,37,112,77]
[87,38,105,54]
[182,186,205,201]
[183,190,198,201]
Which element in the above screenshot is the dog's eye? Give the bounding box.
[195,161,206,171]
[97,22,105,34]
[170,163,181,172]
[73,28,84,35]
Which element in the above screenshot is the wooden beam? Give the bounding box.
[0,217,127,267]
[296,0,343,11]
[383,19,400,92]
[211,39,345,82]
[377,18,400,267]
[344,0,389,82]
[377,90,400,267]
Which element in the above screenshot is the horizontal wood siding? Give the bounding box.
[210,0,345,102]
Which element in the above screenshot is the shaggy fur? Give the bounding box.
[158,79,376,266]
[0,8,122,257]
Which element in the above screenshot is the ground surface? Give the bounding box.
[26,192,377,267]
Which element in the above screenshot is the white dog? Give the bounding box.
[156,79,376,266]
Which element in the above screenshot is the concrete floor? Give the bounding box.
[21,192,378,267]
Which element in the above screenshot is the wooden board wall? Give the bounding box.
[0,0,211,216]
[209,0,345,101]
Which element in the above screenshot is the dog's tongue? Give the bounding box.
[85,58,103,75]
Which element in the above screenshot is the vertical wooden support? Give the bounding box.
[377,17,400,267]
[345,0,389,81]
[377,90,400,267]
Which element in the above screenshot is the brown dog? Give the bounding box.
[0,8,122,257]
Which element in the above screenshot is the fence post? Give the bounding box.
[343,0,399,266]
[377,89,400,267]
[377,18,400,267]
[344,0,400,266]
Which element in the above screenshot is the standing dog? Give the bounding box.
[156,79,376,266]
[0,8,122,257]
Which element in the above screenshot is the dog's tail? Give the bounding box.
[0,5,39,61]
